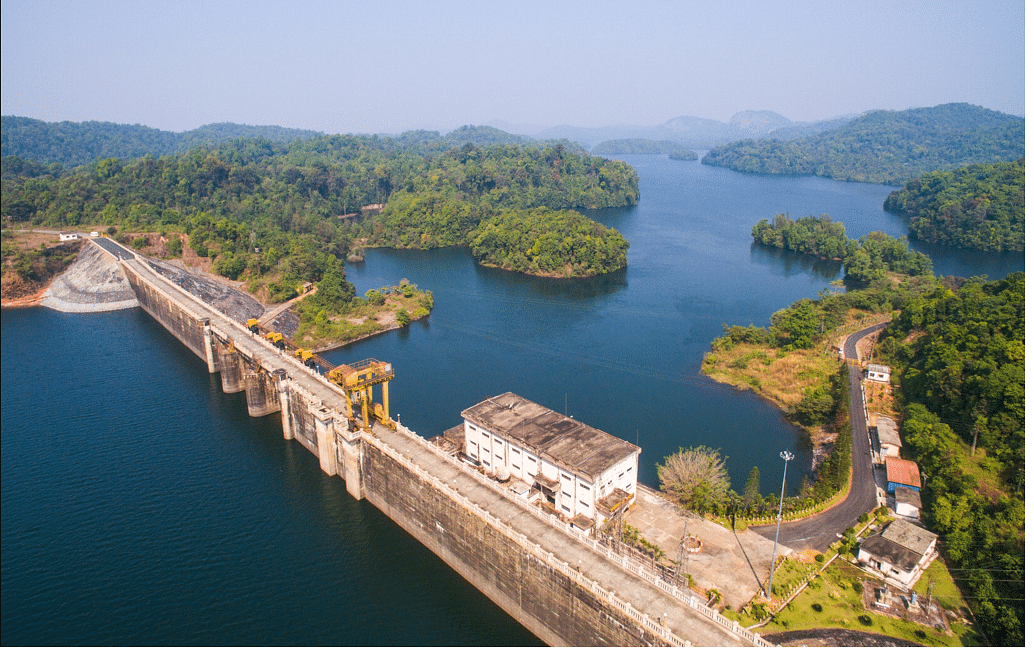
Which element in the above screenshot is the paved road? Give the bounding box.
[751,322,886,551]
[92,236,137,260]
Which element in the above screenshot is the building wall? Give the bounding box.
[462,420,637,521]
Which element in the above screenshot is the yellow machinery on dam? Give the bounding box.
[246,318,394,431]
[328,358,395,430]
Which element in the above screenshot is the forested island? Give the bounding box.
[751,214,932,283]
[883,159,1024,252]
[702,103,1024,185]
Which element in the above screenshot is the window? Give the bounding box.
[580,500,589,509]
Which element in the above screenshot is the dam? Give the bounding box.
[91,238,766,647]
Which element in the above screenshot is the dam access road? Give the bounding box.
[86,237,765,647]
[751,323,883,551]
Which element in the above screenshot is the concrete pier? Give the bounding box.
[105,239,762,647]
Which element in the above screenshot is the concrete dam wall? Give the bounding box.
[111,246,757,647]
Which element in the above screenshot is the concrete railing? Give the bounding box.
[383,423,773,647]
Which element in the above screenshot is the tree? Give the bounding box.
[742,466,760,513]
[657,446,731,513]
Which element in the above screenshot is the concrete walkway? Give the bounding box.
[625,489,787,610]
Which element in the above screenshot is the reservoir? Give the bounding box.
[1,154,1022,645]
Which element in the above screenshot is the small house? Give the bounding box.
[893,486,922,519]
[59,232,79,241]
[874,416,901,462]
[858,519,938,590]
[886,457,921,495]
[460,392,640,526]
[866,363,891,383]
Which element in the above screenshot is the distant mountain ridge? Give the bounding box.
[701,103,1025,184]
[535,110,856,149]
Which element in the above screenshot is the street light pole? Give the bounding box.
[767,450,794,600]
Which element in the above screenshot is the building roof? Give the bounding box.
[461,392,640,481]
[875,416,901,448]
[860,535,924,573]
[881,519,937,555]
[886,457,921,488]
[894,487,922,510]
[861,520,937,573]
[867,364,891,374]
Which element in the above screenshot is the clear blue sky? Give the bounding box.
[1,0,1025,134]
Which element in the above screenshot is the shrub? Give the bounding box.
[395,309,411,326]
[815,553,825,563]
[859,614,873,626]
[812,603,823,612]
[106,225,117,235]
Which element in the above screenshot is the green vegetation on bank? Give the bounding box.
[751,214,933,283]
[703,263,1023,645]
[702,103,1024,185]
[884,160,1024,252]
[874,273,1023,645]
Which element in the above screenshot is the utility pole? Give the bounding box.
[767,450,794,600]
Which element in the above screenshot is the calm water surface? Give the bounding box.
[1,155,1022,645]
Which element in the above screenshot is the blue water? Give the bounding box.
[1,155,1022,645]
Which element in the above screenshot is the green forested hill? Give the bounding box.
[0,116,579,169]
[883,160,1024,252]
[0,116,323,167]
[876,274,1024,646]
[702,103,1024,185]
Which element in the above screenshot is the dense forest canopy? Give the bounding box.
[0,116,322,167]
[876,273,1024,646]
[1,129,637,299]
[702,103,1024,185]
[751,214,932,283]
[0,116,586,170]
[883,159,1024,252]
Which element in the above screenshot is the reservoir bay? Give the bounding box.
[1,154,1022,645]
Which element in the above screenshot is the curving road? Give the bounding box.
[751,322,886,551]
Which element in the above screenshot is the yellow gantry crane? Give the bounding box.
[327,358,395,430]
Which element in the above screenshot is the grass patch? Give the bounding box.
[769,558,815,600]
[913,558,965,612]
[760,560,961,646]
[702,343,840,438]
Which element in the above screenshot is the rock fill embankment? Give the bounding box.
[41,241,139,312]
[144,258,265,323]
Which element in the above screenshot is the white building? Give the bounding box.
[858,519,938,590]
[460,392,640,529]
[59,232,79,241]
[866,363,891,383]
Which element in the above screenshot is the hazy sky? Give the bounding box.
[1,0,1025,135]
